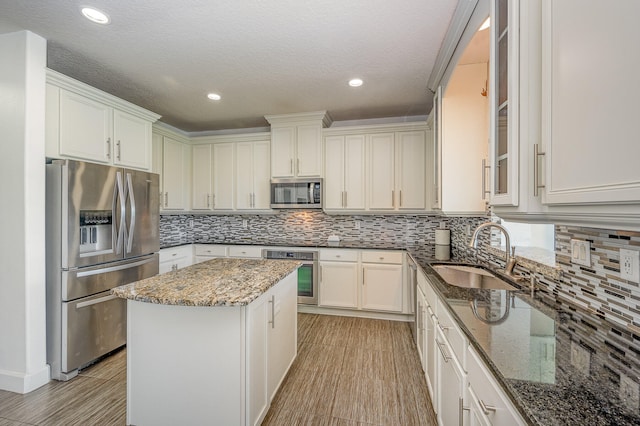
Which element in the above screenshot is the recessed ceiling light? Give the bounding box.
[207,93,221,101]
[349,78,363,87]
[479,17,490,31]
[81,7,110,24]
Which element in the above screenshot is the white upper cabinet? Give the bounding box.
[265,111,329,178]
[46,69,159,171]
[324,135,366,211]
[192,144,214,210]
[57,88,112,164]
[324,124,430,214]
[236,140,271,210]
[112,109,152,170]
[368,133,396,210]
[540,0,640,207]
[486,0,640,229]
[212,142,235,210]
[396,130,427,210]
[161,136,190,210]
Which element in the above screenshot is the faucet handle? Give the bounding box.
[511,246,516,257]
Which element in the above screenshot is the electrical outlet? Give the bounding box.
[620,248,640,283]
[242,219,248,229]
[570,239,591,267]
[620,373,640,412]
[189,219,194,229]
[354,220,361,230]
[466,224,471,236]
[570,341,591,376]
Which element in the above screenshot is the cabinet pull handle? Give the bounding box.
[336,254,341,258]
[459,398,470,426]
[212,194,216,209]
[164,192,168,207]
[479,399,497,415]
[290,159,293,174]
[481,158,491,200]
[436,339,451,362]
[534,144,546,197]
[106,137,111,159]
[400,190,402,207]
[207,194,211,208]
[268,295,275,329]
[438,323,450,332]
[116,140,122,161]
[252,193,256,208]
[344,191,347,207]
[392,190,395,207]
[297,158,300,174]
[362,268,365,285]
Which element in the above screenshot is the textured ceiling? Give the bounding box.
[0,0,458,132]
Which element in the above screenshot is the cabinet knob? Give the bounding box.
[336,255,341,258]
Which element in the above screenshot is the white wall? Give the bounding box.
[0,31,50,393]
[441,62,489,214]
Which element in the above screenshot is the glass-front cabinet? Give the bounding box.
[489,0,519,206]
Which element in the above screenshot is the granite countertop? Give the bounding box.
[112,258,301,306]
[415,258,640,426]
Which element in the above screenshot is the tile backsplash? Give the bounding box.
[160,213,640,329]
[160,211,487,256]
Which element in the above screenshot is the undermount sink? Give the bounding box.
[431,264,518,291]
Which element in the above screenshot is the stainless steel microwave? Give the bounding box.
[270,178,323,209]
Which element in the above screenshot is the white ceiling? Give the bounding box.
[0,0,459,133]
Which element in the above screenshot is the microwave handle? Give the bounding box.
[309,183,314,202]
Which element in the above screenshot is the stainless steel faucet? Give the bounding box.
[468,222,519,277]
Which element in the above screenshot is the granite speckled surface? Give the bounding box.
[112,258,301,306]
[416,258,640,426]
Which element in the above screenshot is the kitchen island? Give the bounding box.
[112,258,301,426]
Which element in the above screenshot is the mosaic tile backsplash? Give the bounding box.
[160,212,640,329]
[160,211,485,257]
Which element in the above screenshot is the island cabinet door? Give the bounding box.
[246,292,269,426]
[267,271,298,401]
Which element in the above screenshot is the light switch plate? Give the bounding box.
[620,248,640,283]
[570,239,591,267]
[620,372,640,412]
[570,341,590,376]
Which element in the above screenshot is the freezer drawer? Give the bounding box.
[62,290,126,374]
[63,254,159,301]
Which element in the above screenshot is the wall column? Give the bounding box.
[0,30,49,393]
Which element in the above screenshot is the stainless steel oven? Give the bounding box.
[263,249,318,305]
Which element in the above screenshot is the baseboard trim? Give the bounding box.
[297,305,413,322]
[0,364,50,394]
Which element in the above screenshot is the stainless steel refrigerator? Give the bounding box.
[46,159,160,380]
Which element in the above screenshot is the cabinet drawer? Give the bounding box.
[228,245,263,259]
[436,299,468,366]
[194,244,227,257]
[319,248,358,262]
[361,250,402,264]
[159,245,193,263]
[467,346,526,425]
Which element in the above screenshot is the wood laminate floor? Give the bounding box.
[0,314,436,425]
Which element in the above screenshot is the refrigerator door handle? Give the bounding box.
[117,171,127,255]
[75,256,157,278]
[113,172,123,255]
[125,172,136,254]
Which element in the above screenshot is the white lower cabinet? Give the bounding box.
[436,326,466,426]
[417,265,527,426]
[228,245,264,259]
[193,244,227,264]
[319,251,359,309]
[362,251,403,313]
[467,346,526,426]
[318,262,359,308]
[159,245,193,273]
